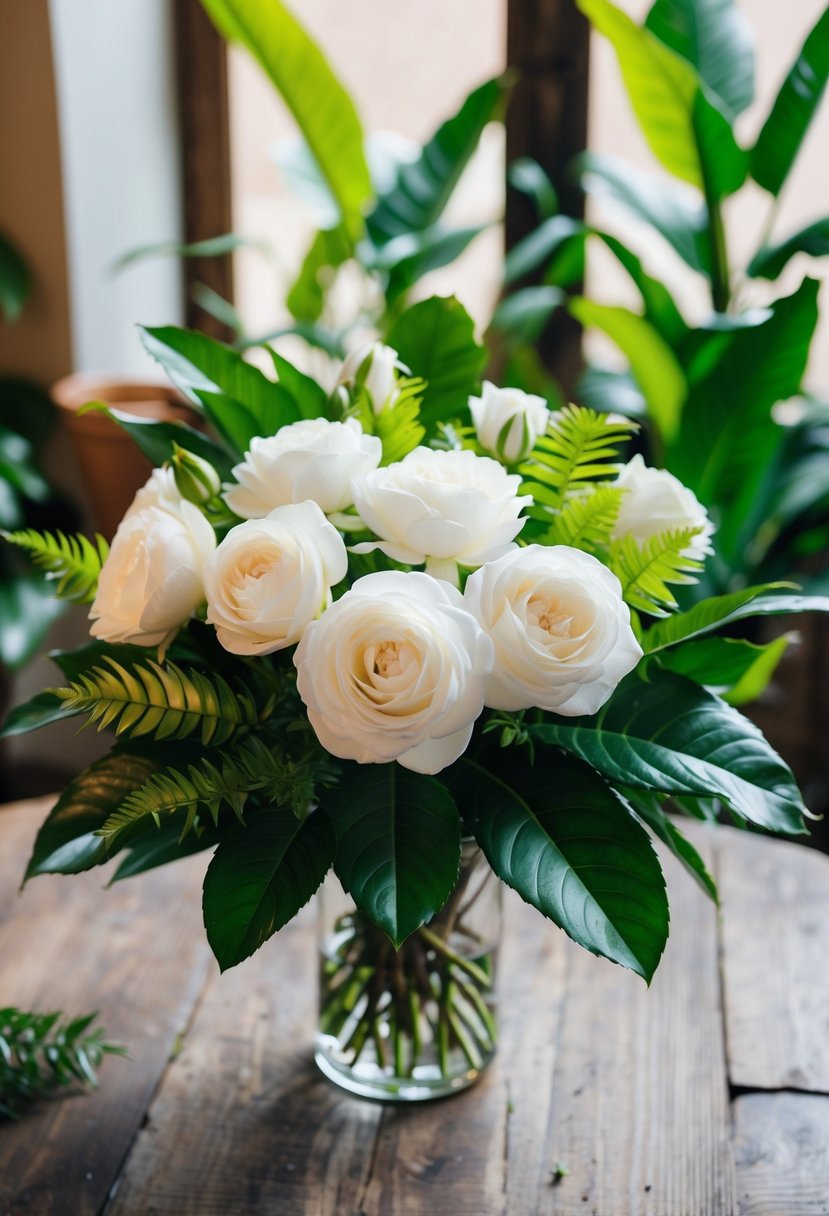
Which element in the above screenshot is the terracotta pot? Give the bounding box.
[52,375,199,540]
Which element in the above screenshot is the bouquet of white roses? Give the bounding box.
[3,300,822,1097]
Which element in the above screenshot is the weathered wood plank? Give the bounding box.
[717,828,829,1093]
[532,833,737,1216]
[733,1092,829,1215]
[0,802,213,1216]
[103,910,384,1216]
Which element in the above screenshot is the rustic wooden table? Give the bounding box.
[1,796,828,1216]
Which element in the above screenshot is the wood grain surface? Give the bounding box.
[2,800,829,1216]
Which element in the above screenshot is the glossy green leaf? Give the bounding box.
[463,754,668,981]
[748,218,829,280]
[669,278,819,523]
[576,152,710,273]
[268,351,329,420]
[285,224,352,322]
[85,405,235,480]
[324,764,461,948]
[203,807,335,971]
[642,584,829,652]
[0,576,65,670]
[577,0,746,197]
[624,790,718,901]
[201,0,372,236]
[596,232,688,345]
[0,690,71,738]
[386,295,487,433]
[751,6,829,196]
[507,157,558,220]
[367,77,504,244]
[569,298,686,443]
[0,232,31,323]
[24,752,158,880]
[111,814,220,882]
[655,633,793,703]
[645,0,754,119]
[532,667,809,835]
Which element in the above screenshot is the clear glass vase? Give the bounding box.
[315,842,501,1101]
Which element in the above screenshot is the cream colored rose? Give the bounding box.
[613,454,715,561]
[464,545,642,715]
[204,502,347,655]
[224,418,382,518]
[337,341,400,414]
[294,570,494,774]
[351,447,531,583]
[469,381,550,463]
[89,475,216,648]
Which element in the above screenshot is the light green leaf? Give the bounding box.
[323,764,461,948]
[532,667,809,835]
[568,298,686,443]
[645,0,754,119]
[596,232,688,346]
[203,807,335,970]
[200,0,372,236]
[577,0,746,197]
[367,77,504,244]
[3,528,108,604]
[642,584,829,652]
[656,633,794,703]
[386,295,487,434]
[462,754,668,981]
[285,224,352,322]
[748,218,829,280]
[751,6,829,196]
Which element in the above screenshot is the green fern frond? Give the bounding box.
[374,376,426,464]
[520,405,636,510]
[609,528,703,617]
[2,529,109,603]
[541,485,625,551]
[51,657,259,745]
[98,735,334,849]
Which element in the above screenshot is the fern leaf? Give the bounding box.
[98,735,333,848]
[345,376,426,465]
[520,405,636,510]
[2,529,109,604]
[609,529,703,617]
[541,485,625,551]
[51,658,259,745]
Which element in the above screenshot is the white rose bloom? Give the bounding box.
[469,381,551,464]
[90,478,216,648]
[613,454,715,561]
[224,418,382,518]
[294,571,494,775]
[204,501,347,656]
[351,447,531,583]
[338,341,400,414]
[464,545,642,715]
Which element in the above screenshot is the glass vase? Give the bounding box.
[315,842,501,1101]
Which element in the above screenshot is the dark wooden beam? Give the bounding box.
[174,0,234,341]
[505,0,591,396]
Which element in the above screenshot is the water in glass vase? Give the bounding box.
[315,844,501,1101]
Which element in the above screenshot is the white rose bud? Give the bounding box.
[203,502,347,656]
[224,418,382,518]
[337,341,401,415]
[89,471,216,648]
[464,545,642,715]
[469,381,551,464]
[351,447,531,583]
[294,570,494,775]
[613,454,715,561]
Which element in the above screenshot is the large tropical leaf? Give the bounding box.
[568,298,686,443]
[461,754,668,981]
[750,5,829,196]
[285,224,352,322]
[386,296,487,433]
[202,807,335,971]
[322,764,461,948]
[596,232,688,347]
[642,585,829,653]
[748,218,829,280]
[532,667,809,835]
[366,77,504,244]
[200,0,371,236]
[24,752,158,880]
[576,152,711,275]
[577,0,746,198]
[644,0,754,119]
